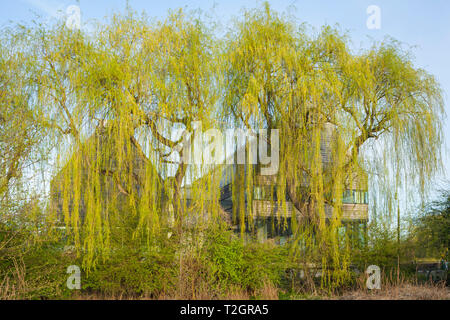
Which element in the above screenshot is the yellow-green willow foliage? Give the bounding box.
[221,4,444,289]
[3,4,444,284]
[0,28,44,201]
[13,10,223,268]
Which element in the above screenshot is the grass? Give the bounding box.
[336,283,449,300]
[65,282,449,300]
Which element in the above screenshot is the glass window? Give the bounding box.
[353,190,359,203]
[254,186,262,200]
[355,191,365,204]
[342,190,368,204]
[343,190,353,203]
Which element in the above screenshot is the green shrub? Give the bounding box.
[82,236,178,298]
[204,227,287,294]
[0,240,75,299]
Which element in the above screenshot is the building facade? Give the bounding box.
[218,124,369,244]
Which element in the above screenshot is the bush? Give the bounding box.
[1,204,75,300]
[0,239,75,299]
[82,234,178,298]
[204,227,287,295]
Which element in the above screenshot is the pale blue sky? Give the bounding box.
[2,0,450,186]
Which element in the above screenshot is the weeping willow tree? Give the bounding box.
[2,4,444,288]
[9,10,223,268]
[221,4,444,289]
